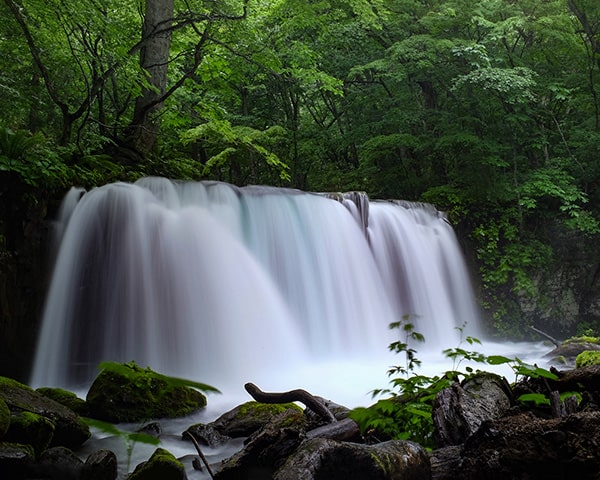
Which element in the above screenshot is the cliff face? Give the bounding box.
[520,226,600,336]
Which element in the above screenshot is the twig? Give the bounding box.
[529,325,561,347]
[183,431,215,480]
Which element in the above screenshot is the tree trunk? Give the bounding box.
[128,0,175,157]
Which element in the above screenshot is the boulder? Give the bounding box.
[215,409,306,479]
[0,376,90,449]
[82,449,118,480]
[37,387,88,416]
[432,373,512,447]
[184,423,231,447]
[86,362,207,423]
[273,438,430,480]
[128,447,187,480]
[4,410,55,453]
[210,400,303,438]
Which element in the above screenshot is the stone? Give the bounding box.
[0,376,90,449]
[128,447,187,480]
[210,400,303,438]
[37,387,88,416]
[82,449,118,480]
[575,350,600,368]
[0,397,9,438]
[4,410,55,454]
[0,441,35,479]
[85,362,207,423]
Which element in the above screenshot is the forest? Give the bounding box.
[2,0,600,368]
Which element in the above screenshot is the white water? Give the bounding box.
[31,177,488,407]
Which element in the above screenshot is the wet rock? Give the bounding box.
[0,376,90,449]
[432,373,512,447]
[273,437,430,480]
[4,410,55,454]
[86,362,206,423]
[128,447,187,480]
[82,449,118,480]
[36,387,88,416]
[210,400,303,438]
[215,409,306,479]
[0,442,35,479]
[184,423,231,447]
[0,397,10,437]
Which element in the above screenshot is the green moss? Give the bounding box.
[36,387,87,416]
[564,335,600,345]
[128,448,185,480]
[86,363,208,422]
[575,350,600,368]
[235,401,301,420]
[6,411,55,453]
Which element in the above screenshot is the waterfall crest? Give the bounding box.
[31,178,482,392]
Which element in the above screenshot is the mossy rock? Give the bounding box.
[0,398,9,439]
[128,447,186,480]
[0,376,90,449]
[4,411,55,454]
[210,400,303,437]
[576,350,600,368]
[564,335,600,345]
[86,362,208,423]
[36,387,88,416]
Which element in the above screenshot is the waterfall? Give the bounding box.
[30,177,482,397]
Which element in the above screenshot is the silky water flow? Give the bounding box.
[31,177,493,407]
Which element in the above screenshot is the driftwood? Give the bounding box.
[529,325,561,347]
[306,417,361,441]
[244,382,337,423]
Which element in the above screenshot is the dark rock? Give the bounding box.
[4,410,55,454]
[0,442,35,479]
[37,387,88,416]
[273,437,430,480]
[128,447,188,480]
[432,373,512,447]
[0,376,90,449]
[82,449,118,480]
[184,423,231,447]
[0,397,9,438]
[210,400,303,438]
[86,362,207,423]
[215,409,306,479]
[33,445,85,480]
[545,341,600,367]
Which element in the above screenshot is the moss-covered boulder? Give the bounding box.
[0,398,9,438]
[0,376,90,449]
[576,350,600,368]
[37,387,88,416]
[4,411,55,454]
[128,447,187,480]
[210,401,303,438]
[86,362,208,423]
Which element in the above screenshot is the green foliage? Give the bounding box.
[350,321,565,448]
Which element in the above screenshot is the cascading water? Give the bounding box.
[30,177,483,403]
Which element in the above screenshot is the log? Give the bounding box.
[244,383,337,423]
[306,417,361,442]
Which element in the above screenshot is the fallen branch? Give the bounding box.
[183,430,216,480]
[244,382,337,423]
[529,325,561,347]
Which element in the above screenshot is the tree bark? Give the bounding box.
[127,0,175,157]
